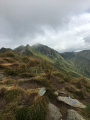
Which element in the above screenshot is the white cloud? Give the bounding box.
[0,0,90,52]
[28,13,90,52]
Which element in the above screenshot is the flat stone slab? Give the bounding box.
[0,73,4,81]
[67,109,85,120]
[57,96,86,109]
[48,102,62,120]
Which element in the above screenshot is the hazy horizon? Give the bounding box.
[1,43,90,53]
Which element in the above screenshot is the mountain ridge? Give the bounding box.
[0,44,90,78]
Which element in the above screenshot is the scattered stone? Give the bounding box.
[54,91,59,96]
[57,96,86,108]
[0,73,4,81]
[67,109,85,120]
[38,87,46,96]
[48,102,62,120]
[59,91,67,95]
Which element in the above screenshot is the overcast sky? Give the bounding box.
[0,0,90,52]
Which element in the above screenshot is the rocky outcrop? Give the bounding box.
[67,109,85,120]
[57,96,86,108]
[48,102,62,120]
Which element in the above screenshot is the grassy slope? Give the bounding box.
[61,50,90,78]
[15,44,82,78]
[0,50,90,119]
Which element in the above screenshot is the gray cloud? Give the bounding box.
[0,0,90,51]
[84,36,90,43]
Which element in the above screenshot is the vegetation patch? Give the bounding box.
[4,88,23,103]
[15,96,48,120]
[5,69,19,76]
[83,104,90,118]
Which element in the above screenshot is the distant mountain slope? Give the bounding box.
[14,44,34,56]
[14,44,80,77]
[0,47,12,53]
[32,43,62,60]
[61,50,90,77]
[15,43,64,61]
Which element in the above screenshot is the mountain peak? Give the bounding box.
[26,44,31,47]
[0,47,11,53]
[33,43,46,47]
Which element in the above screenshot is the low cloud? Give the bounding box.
[0,0,90,52]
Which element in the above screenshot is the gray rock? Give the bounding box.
[57,96,86,109]
[0,73,4,81]
[59,91,67,95]
[48,102,62,120]
[54,91,59,96]
[67,109,85,120]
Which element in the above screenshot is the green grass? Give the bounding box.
[0,111,16,120]
[5,69,19,76]
[83,104,90,119]
[4,88,23,102]
[15,96,48,120]
[45,88,56,100]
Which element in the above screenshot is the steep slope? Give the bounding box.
[32,43,62,60]
[14,44,34,56]
[61,50,90,77]
[15,44,80,77]
[0,49,90,120]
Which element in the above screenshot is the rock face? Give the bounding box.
[57,96,86,109]
[48,102,62,120]
[0,73,4,81]
[67,109,85,120]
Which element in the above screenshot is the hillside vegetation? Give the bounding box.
[61,50,90,77]
[0,45,90,120]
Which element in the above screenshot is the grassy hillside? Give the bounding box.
[61,50,90,77]
[15,44,82,78]
[0,48,90,120]
[0,49,90,120]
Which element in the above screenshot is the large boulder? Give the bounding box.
[57,96,86,109]
[48,102,62,120]
[67,109,85,120]
[0,73,4,81]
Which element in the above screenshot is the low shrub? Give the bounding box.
[20,73,35,78]
[0,88,7,97]
[5,69,19,76]
[15,96,48,120]
[45,88,56,100]
[0,111,16,120]
[5,88,23,102]
[83,104,90,119]
[3,58,15,63]
[5,51,15,58]
[40,79,51,88]
[3,112,16,120]
[45,69,52,79]
[75,82,82,89]
[74,91,84,99]
[85,104,90,118]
